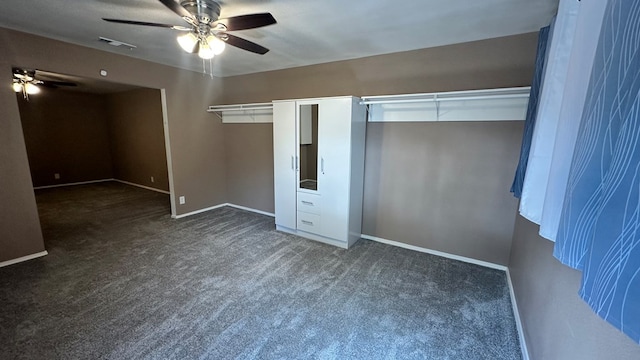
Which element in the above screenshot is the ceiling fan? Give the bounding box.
[12,68,77,99]
[103,0,276,60]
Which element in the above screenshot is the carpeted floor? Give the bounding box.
[0,182,521,359]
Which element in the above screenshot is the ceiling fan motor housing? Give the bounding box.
[181,0,221,23]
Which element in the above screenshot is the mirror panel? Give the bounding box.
[299,104,318,191]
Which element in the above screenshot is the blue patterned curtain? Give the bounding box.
[554,0,640,343]
[510,25,551,198]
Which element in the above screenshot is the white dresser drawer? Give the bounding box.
[297,192,322,215]
[297,211,321,233]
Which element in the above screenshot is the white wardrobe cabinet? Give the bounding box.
[273,96,366,248]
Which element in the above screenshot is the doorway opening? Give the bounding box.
[13,67,175,238]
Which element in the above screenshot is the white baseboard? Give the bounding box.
[113,179,170,194]
[360,234,507,271]
[0,251,48,268]
[172,203,227,219]
[173,203,274,219]
[506,269,530,360]
[33,179,170,196]
[33,179,112,190]
[227,203,275,217]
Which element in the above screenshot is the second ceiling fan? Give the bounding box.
[103,0,276,59]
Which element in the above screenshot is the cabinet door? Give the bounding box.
[317,98,352,241]
[273,101,297,229]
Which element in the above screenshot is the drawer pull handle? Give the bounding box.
[301,201,314,206]
[301,220,314,226]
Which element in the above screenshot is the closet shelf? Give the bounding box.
[207,102,273,123]
[207,102,273,112]
[361,86,531,122]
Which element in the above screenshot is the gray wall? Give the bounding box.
[0,27,225,262]
[107,88,169,192]
[17,89,113,187]
[509,214,640,359]
[221,32,537,265]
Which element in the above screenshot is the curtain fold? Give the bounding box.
[539,0,609,241]
[519,0,579,224]
[510,25,550,198]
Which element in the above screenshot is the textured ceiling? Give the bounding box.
[0,0,558,77]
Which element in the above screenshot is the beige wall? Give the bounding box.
[224,124,275,212]
[107,88,169,192]
[363,121,523,264]
[221,32,537,265]
[509,215,640,360]
[0,27,226,262]
[17,89,113,187]
[0,60,45,262]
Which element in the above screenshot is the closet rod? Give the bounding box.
[362,93,529,106]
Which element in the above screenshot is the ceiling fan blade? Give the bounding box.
[39,82,58,89]
[102,18,190,30]
[224,34,269,55]
[217,13,276,31]
[42,80,77,87]
[158,0,195,22]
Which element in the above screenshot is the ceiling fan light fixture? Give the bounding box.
[25,83,40,95]
[177,32,198,53]
[198,42,215,59]
[206,35,225,55]
[12,82,23,93]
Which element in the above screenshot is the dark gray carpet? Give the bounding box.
[0,182,521,359]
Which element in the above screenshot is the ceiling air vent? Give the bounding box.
[99,36,136,49]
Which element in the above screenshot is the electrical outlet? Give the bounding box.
[54,173,60,180]
[151,176,155,183]
[179,196,185,205]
